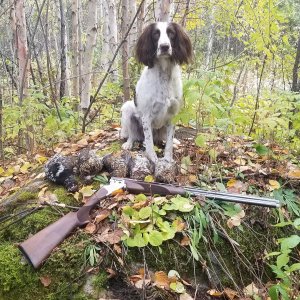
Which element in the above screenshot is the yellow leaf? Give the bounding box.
[20,162,32,174]
[268,180,280,191]
[0,167,4,175]
[79,185,95,197]
[144,175,154,182]
[227,179,237,188]
[287,170,300,179]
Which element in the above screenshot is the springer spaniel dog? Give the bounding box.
[120,22,192,163]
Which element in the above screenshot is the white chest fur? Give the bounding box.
[136,61,183,129]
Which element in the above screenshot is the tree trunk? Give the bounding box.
[155,0,173,22]
[121,0,130,102]
[80,0,98,109]
[137,0,146,38]
[181,0,190,27]
[59,0,67,99]
[71,0,79,98]
[292,33,300,92]
[0,88,4,161]
[14,0,29,101]
[128,0,137,55]
[102,0,118,80]
[205,5,215,69]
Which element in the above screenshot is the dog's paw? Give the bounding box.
[122,141,133,150]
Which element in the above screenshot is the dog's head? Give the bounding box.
[136,22,192,68]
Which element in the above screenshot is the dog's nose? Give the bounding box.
[160,44,170,52]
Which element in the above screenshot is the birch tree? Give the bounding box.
[137,0,147,38]
[71,0,79,98]
[102,0,118,80]
[59,0,67,99]
[12,0,29,100]
[81,0,98,109]
[155,0,173,22]
[128,0,137,55]
[121,0,130,101]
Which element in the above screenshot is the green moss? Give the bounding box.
[92,271,108,293]
[17,191,38,202]
[1,207,59,241]
[53,186,79,206]
[0,232,92,300]
[96,141,121,156]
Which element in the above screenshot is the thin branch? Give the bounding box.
[81,0,146,133]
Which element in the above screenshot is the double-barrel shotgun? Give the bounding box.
[19,177,280,269]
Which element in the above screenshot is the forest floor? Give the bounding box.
[0,125,300,300]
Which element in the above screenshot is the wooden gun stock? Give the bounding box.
[19,181,125,268]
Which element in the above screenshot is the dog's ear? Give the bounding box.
[170,23,193,65]
[135,23,156,68]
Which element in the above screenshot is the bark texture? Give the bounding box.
[81,0,98,109]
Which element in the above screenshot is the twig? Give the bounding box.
[81,0,146,133]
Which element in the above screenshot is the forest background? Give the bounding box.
[0,0,300,299]
[0,0,299,157]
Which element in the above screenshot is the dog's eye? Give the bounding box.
[152,29,160,40]
[167,29,175,39]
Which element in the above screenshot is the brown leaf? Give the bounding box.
[106,268,116,279]
[95,209,110,223]
[129,274,143,284]
[113,244,122,254]
[227,216,241,229]
[224,287,238,300]
[207,289,223,297]
[84,223,97,234]
[40,275,52,287]
[134,279,151,289]
[95,228,124,244]
[227,180,248,194]
[154,271,170,288]
[180,236,190,246]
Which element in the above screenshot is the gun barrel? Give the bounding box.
[114,178,280,208]
[185,188,279,208]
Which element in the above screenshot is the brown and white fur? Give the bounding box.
[120,22,192,163]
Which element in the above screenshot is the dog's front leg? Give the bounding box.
[164,123,174,162]
[141,116,158,163]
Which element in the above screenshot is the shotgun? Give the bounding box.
[19,178,280,268]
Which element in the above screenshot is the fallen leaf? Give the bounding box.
[287,169,300,179]
[180,293,193,300]
[95,209,110,223]
[227,180,248,194]
[243,282,259,296]
[106,268,116,279]
[233,157,246,166]
[77,137,89,146]
[154,271,170,288]
[95,228,124,244]
[134,279,151,289]
[224,287,238,300]
[113,244,122,254]
[268,180,280,191]
[40,276,51,287]
[85,223,97,234]
[227,216,241,228]
[180,236,190,246]
[20,162,32,174]
[79,185,95,198]
[207,289,223,297]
